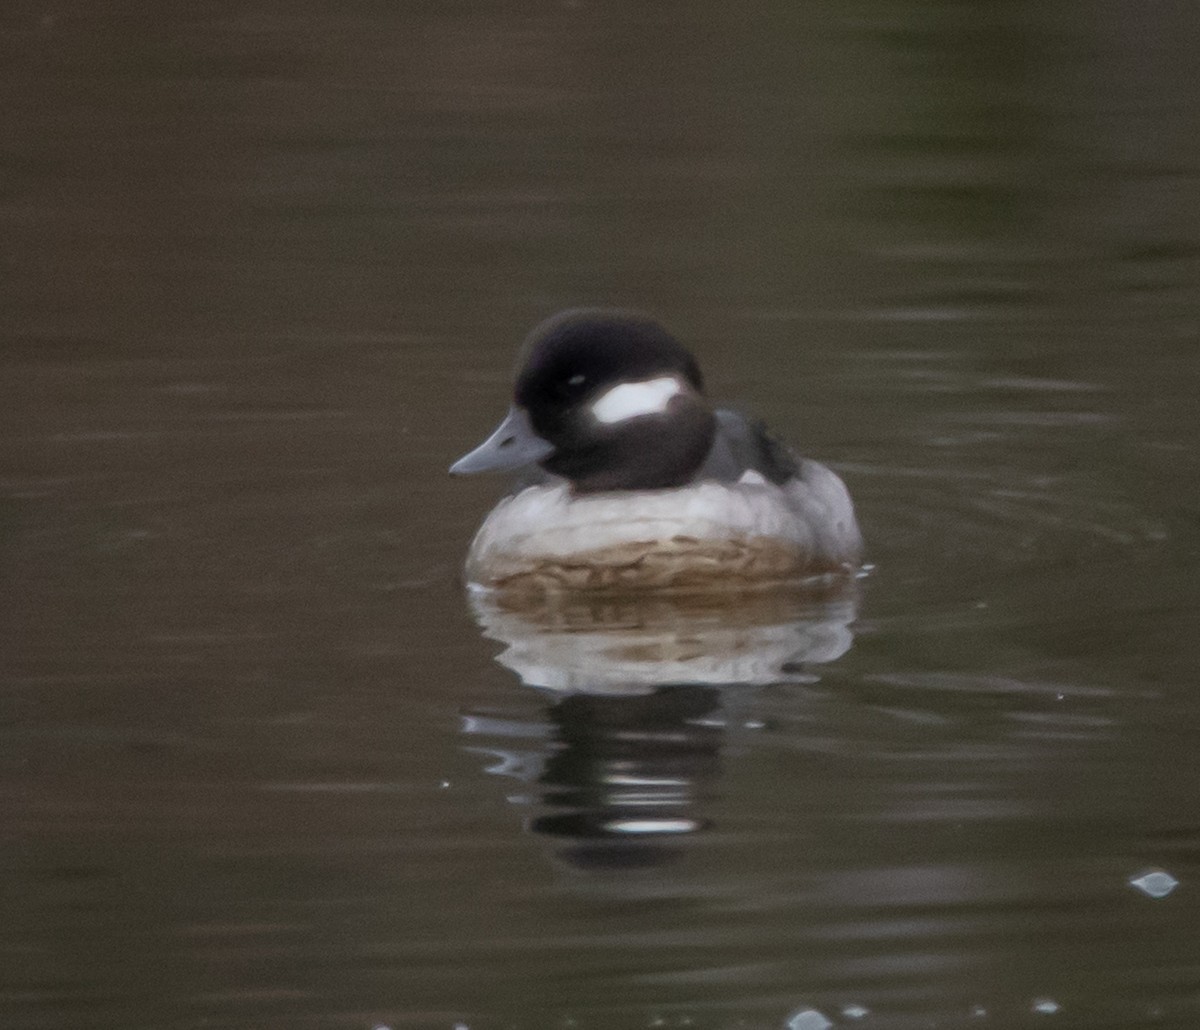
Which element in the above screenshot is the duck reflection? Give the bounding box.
[462,582,859,868]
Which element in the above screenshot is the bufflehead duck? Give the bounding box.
[450,310,863,593]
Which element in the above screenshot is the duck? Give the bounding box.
[449,309,863,593]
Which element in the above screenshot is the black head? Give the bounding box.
[513,310,716,492]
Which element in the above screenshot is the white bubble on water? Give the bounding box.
[786,1009,832,1030]
[1129,869,1179,899]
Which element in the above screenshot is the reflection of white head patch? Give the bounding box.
[590,376,682,425]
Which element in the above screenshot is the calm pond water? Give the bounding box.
[4,2,1200,1028]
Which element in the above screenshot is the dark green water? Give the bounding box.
[4,2,1200,1028]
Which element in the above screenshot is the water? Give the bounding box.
[4,1,1200,1028]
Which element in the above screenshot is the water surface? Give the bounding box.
[4,2,1200,1028]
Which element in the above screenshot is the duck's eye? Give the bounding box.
[549,372,588,398]
[555,373,587,399]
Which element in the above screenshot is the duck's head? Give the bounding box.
[450,309,716,492]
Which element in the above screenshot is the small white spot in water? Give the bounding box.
[970,1006,988,1018]
[439,780,451,789]
[568,374,587,386]
[744,719,765,730]
[786,1009,832,1030]
[590,376,682,424]
[603,774,687,787]
[1130,870,1179,898]
[842,1003,870,1019]
[603,818,699,835]
[1032,998,1059,1015]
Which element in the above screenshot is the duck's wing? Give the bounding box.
[702,410,863,566]
[698,409,801,485]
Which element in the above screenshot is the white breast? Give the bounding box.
[464,460,862,591]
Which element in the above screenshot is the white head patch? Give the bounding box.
[589,376,683,425]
